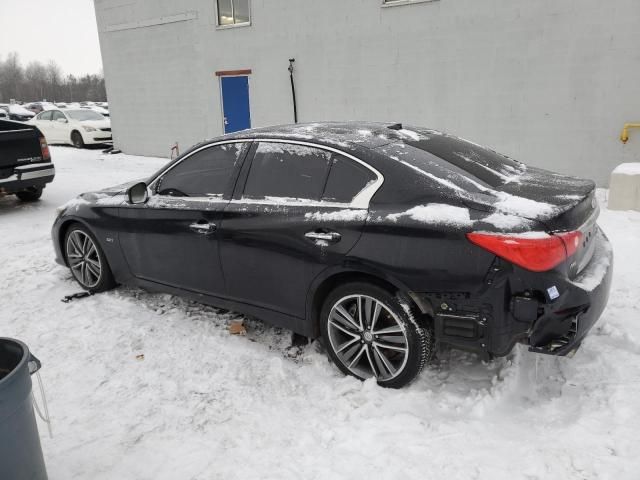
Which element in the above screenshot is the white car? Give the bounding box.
[29,109,112,148]
[81,105,109,117]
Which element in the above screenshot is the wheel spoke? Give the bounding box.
[364,345,379,378]
[378,335,406,344]
[81,263,88,285]
[372,325,404,335]
[333,305,360,332]
[357,296,364,330]
[373,341,407,353]
[370,301,382,332]
[70,260,83,270]
[80,234,88,254]
[85,256,100,268]
[336,337,360,354]
[86,262,101,279]
[348,345,367,368]
[329,320,360,339]
[373,344,397,377]
[69,232,83,255]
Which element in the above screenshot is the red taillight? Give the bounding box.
[557,231,582,258]
[466,231,583,272]
[39,136,50,162]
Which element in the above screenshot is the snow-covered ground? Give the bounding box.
[1,146,640,479]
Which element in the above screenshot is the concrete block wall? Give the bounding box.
[94,0,640,185]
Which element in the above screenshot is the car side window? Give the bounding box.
[157,142,248,197]
[242,142,332,201]
[322,154,376,204]
[39,111,53,121]
[51,111,65,121]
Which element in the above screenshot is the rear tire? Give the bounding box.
[16,187,43,202]
[63,224,116,292]
[320,282,434,389]
[71,131,85,148]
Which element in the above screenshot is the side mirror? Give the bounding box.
[56,118,67,123]
[127,182,149,204]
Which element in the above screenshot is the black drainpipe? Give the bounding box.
[288,58,298,123]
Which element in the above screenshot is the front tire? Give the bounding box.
[64,224,115,292]
[16,187,43,202]
[71,130,85,148]
[320,282,434,389]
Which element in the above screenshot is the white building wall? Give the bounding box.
[94,0,640,185]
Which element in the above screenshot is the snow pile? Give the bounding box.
[305,209,367,222]
[493,191,557,218]
[612,163,640,175]
[1,148,639,479]
[387,203,473,226]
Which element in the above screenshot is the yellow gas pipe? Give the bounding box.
[620,123,640,143]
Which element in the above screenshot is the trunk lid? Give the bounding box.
[0,120,42,176]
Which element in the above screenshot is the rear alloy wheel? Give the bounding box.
[71,131,85,148]
[64,225,115,292]
[16,187,43,202]
[321,282,434,388]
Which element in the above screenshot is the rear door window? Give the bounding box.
[322,154,376,203]
[39,111,53,121]
[157,142,248,197]
[242,142,332,201]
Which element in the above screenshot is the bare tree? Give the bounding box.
[0,52,107,103]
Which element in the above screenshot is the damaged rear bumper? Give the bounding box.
[411,228,613,359]
[527,229,613,356]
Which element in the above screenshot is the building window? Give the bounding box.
[217,0,250,26]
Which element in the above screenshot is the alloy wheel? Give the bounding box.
[66,230,102,288]
[327,294,409,381]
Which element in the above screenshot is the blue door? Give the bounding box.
[220,76,251,134]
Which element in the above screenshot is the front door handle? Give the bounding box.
[189,221,216,234]
[305,230,341,243]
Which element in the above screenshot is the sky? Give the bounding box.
[0,0,102,76]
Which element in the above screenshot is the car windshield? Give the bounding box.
[66,109,105,121]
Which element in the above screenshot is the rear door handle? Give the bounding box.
[305,230,341,243]
[189,221,216,234]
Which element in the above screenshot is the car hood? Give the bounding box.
[75,119,110,129]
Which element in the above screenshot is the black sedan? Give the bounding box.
[52,122,613,388]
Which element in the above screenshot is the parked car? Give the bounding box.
[0,104,36,122]
[29,109,111,148]
[0,109,9,120]
[24,102,56,114]
[51,122,613,388]
[0,119,55,201]
[80,105,109,117]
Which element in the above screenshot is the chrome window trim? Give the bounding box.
[149,138,384,210]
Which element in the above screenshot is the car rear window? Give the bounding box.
[400,131,525,188]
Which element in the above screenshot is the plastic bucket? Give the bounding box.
[0,338,48,480]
